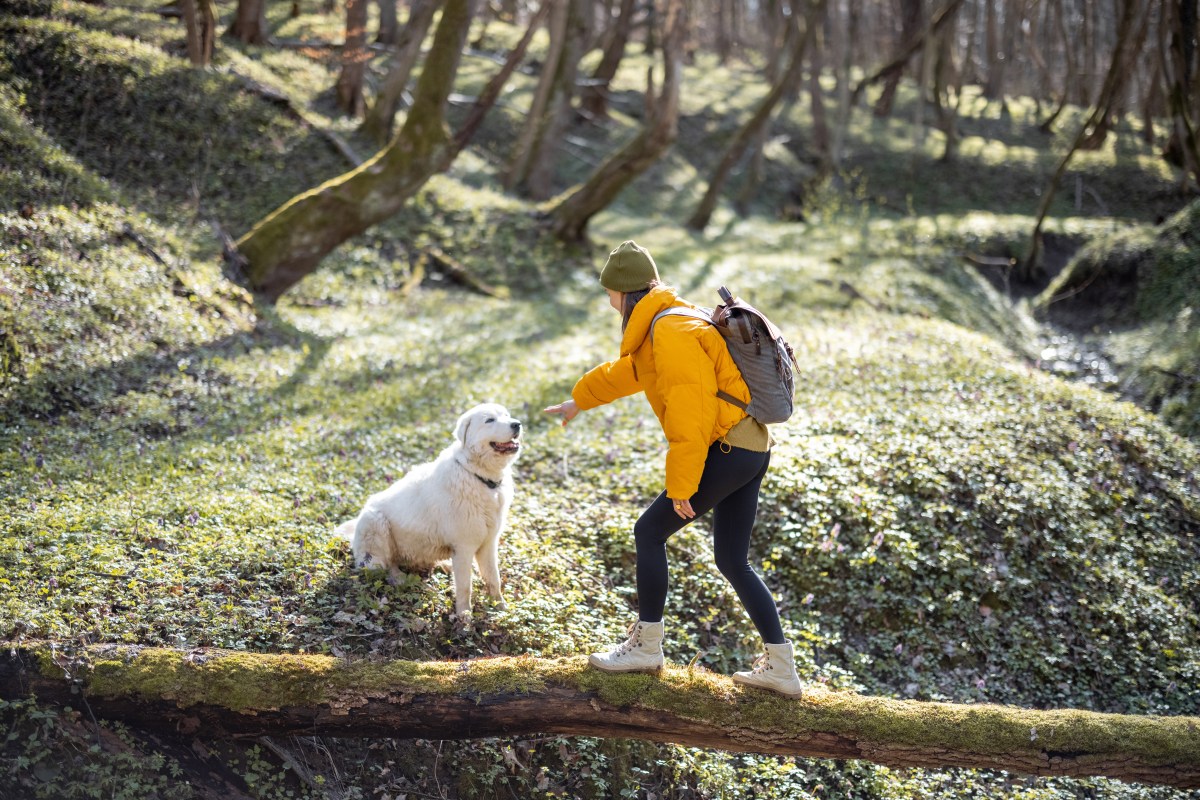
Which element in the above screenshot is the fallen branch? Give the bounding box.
[814,278,885,311]
[421,247,506,298]
[2,643,1197,788]
[961,253,1017,268]
[230,72,364,167]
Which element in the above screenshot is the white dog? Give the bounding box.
[336,403,522,617]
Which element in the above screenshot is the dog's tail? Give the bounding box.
[334,517,359,541]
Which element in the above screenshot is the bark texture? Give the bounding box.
[2,644,1198,789]
[685,0,819,232]
[359,0,442,144]
[226,0,269,44]
[234,0,476,301]
[548,0,685,241]
[335,0,370,116]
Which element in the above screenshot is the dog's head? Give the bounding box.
[454,403,522,471]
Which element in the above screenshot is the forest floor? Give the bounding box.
[1,1,1199,798]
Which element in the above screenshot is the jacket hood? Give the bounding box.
[620,285,685,356]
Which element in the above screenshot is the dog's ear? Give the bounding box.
[454,410,474,443]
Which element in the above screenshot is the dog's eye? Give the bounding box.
[486,418,495,423]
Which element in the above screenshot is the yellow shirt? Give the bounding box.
[721,415,772,452]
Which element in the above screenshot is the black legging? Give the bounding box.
[634,442,786,644]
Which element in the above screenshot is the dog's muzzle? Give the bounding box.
[491,421,522,454]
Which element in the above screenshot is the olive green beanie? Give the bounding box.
[599,240,659,292]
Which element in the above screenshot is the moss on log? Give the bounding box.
[3,643,1198,787]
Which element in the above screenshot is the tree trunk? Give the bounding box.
[3,644,1198,788]
[1080,0,1095,106]
[579,0,637,119]
[233,0,478,302]
[226,0,269,44]
[449,0,551,158]
[523,0,589,199]
[715,0,734,64]
[982,0,1000,99]
[686,0,817,232]
[1037,0,1072,133]
[179,0,207,66]
[359,0,442,144]
[828,0,860,171]
[1079,3,1151,152]
[335,0,371,117]
[873,0,921,118]
[198,0,216,60]
[1023,0,1053,106]
[377,0,399,44]
[850,0,964,108]
[549,0,685,241]
[505,0,569,192]
[1022,0,1147,279]
[1163,0,1200,191]
[933,9,960,162]
[807,12,830,159]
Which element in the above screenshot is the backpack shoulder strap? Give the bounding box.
[649,307,713,343]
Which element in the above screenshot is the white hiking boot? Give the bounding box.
[589,620,665,673]
[732,641,804,698]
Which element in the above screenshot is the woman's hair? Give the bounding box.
[621,279,661,331]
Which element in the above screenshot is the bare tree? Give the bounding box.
[828,0,861,172]
[359,0,443,143]
[715,0,736,63]
[179,0,216,66]
[232,0,480,301]
[549,0,686,241]
[522,0,590,198]
[226,0,269,44]
[335,0,371,116]
[502,0,593,198]
[873,0,922,117]
[1162,0,1200,191]
[1023,0,1153,279]
[449,0,552,158]
[377,0,400,44]
[1037,0,1073,133]
[850,0,965,107]
[686,0,821,232]
[931,3,962,162]
[580,0,638,119]
[505,0,570,192]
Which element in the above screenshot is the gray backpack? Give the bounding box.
[650,286,799,424]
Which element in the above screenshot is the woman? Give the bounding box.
[544,240,803,698]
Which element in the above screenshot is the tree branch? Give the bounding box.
[850,0,965,106]
[2,643,1197,788]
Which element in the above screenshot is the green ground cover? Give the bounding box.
[1,1,1198,798]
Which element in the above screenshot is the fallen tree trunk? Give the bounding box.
[2,643,1197,788]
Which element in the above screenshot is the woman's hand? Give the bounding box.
[671,498,695,520]
[543,399,580,427]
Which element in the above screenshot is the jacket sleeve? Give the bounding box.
[572,355,641,411]
[654,319,719,499]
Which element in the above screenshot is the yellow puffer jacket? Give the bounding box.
[572,285,751,499]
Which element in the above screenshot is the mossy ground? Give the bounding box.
[1,1,1199,798]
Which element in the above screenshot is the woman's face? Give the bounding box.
[606,289,624,313]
